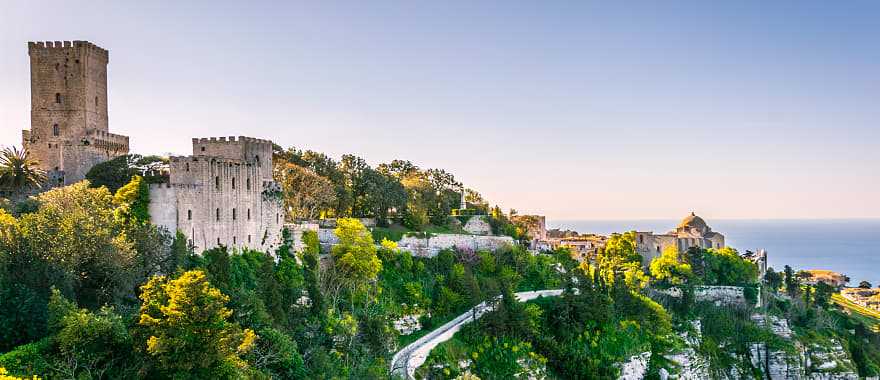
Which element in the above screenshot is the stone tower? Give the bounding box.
[148,136,283,254]
[22,41,129,186]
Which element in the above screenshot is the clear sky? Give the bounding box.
[1,1,878,220]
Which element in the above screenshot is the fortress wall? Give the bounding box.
[397,234,515,257]
[150,154,283,255]
[148,183,178,233]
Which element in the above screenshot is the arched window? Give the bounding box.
[232,177,236,189]
[216,208,220,221]
[248,235,252,243]
[255,155,261,167]
[52,124,59,136]
[187,210,192,220]
[215,176,220,190]
[55,93,61,104]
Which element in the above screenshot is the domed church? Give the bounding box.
[634,212,726,266]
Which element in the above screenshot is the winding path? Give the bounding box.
[389,289,563,379]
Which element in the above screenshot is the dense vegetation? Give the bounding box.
[0,170,563,378]
[1,147,879,379]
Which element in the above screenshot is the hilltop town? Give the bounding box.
[1,40,878,380]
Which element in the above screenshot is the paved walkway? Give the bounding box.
[389,289,563,379]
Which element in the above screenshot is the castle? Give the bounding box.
[22,41,129,186]
[634,212,726,264]
[21,40,282,253]
[148,137,284,253]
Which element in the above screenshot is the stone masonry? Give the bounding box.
[22,41,129,186]
[149,136,283,254]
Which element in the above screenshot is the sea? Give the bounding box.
[550,219,880,287]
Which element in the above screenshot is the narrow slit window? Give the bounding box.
[232,208,237,220]
[187,210,192,220]
[216,208,220,221]
[53,124,59,136]
[55,93,62,104]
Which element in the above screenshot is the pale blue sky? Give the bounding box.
[1,1,878,219]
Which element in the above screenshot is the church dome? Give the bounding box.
[678,212,708,230]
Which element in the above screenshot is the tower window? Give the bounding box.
[187,210,192,220]
[246,178,251,190]
[232,177,236,189]
[232,208,237,220]
[217,238,221,246]
[247,209,251,220]
[53,124,59,136]
[55,93,61,104]
[216,208,220,221]
[248,235,251,243]
[185,163,190,171]
[215,176,220,190]
[201,146,205,152]
[233,236,237,245]
[255,155,261,167]
[95,96,98,107]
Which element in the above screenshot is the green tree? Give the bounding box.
[276,163,337,220]
[112,175,150,225]
[0,146,46,193]
[85,154,166,194]
[47,289,134,379]
[784,265,800,297]
[650,246,694,287]
[137,270,256,379]
[331,218,381,289]
[301,230,325,317]
[764,268,783,293]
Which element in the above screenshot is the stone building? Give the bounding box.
[552,235,607,261]
[148,136,283,254]
[634,212,725,265]
[22,41,129,186]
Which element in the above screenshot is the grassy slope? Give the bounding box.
[832,293,880,332]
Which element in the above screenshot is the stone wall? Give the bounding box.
[462,216,492,235]
[656,285,749,307]
[397,233,515,257]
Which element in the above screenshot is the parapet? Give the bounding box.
[192,136,273,145]
[86,130,129,144]
[28,40,109,61]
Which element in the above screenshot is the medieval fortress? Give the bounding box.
[16,40,760,268]
[21,40,283,252]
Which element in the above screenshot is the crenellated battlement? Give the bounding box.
[86,130,129,144]
[28,40,109,61]
[192,136,273,145]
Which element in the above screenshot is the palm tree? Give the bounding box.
[0,146,47,192]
